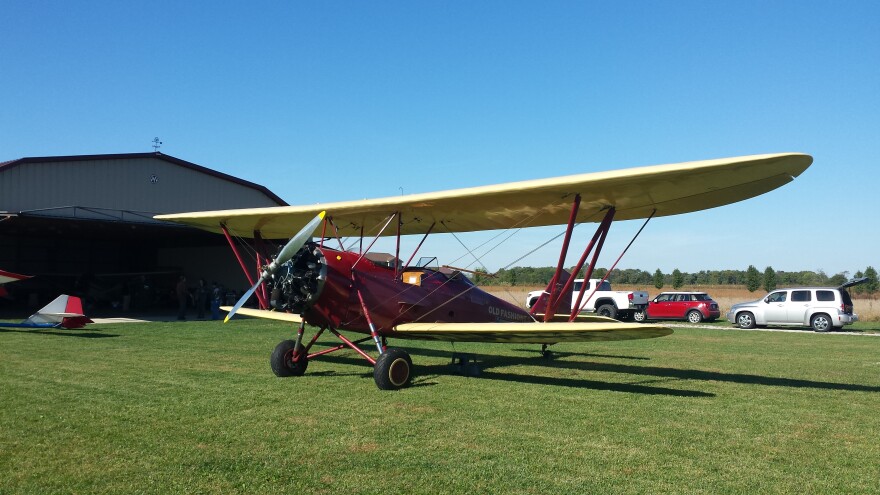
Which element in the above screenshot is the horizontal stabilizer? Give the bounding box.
[394,321,672,343]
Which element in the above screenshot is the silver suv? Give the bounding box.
[726,278,866,332]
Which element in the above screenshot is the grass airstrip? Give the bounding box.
[2,318,880,494]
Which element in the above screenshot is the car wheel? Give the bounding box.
[736,312,756,329]
[633,310,647,323]
[686,310,703,324]
[597,304,618,319]
[811,313,832,332]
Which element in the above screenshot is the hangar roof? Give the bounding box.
[0,152,287,224]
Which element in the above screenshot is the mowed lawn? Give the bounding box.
[2,319,880,494]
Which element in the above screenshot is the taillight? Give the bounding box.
[628,293,634,301]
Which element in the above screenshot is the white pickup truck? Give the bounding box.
[525,279,649,321]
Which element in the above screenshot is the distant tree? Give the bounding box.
[865,266,878,294]
[672,269,684,289]
[746,265,761,292]
[763,266,777,293]
[472,267,490,285]
[653,269,664,289]
[829,272,847,287]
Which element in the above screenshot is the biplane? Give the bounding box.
[156,153,812,389]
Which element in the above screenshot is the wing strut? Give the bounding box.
[401,222,436,274]
[563,207,616,319]
[542,194,582,321]
[572,209,655,318]
[220,223,268,309]
[351,213,397,271]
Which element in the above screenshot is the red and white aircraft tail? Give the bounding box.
[4,295,94,329]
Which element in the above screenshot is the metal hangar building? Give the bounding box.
[0,152,287,312]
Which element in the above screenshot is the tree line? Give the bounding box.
[472,265,879,295]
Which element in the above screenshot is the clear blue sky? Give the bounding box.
[2,1,878,276]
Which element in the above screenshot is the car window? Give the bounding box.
[598,281,611,291]
[816,290,836,302]
[791,290,811,302]
[766,291,787,303]
[573,281,582,292]
[655,294,671,302]
[674,294,688,302]
[694,294,711,301]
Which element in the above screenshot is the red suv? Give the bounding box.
[634,292,721,323]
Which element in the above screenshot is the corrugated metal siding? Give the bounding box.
[0,157,280,215]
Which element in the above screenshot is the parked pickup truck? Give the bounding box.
[525,279,649,320]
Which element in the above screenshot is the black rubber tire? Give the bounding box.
[736,312,756,329]
[373,348,413,390]
[811,313,832,332]
[632,310,647,323]
[597,304,618,319]
[270,339,308,377]
[686,310,703,324]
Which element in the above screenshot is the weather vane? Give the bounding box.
[152,137,163,152]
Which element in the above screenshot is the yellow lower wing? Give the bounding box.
[220,306,303,323]
[393,321,672,343]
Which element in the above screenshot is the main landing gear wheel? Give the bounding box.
[374,348,413,390]
[270,340,309,377]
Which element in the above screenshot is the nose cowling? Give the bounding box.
[269,242,327,314]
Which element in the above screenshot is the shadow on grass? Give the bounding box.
[301,343,880,395]
[306,351,711,396]
[0,327,119,338]
[565,361,880,393]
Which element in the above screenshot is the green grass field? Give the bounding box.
[3,319,880,494]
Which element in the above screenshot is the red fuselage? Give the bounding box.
[301,247,531,335]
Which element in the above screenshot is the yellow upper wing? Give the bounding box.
[155,153,811,239]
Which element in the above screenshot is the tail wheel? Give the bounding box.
[374,348,413,390]
[270,339,309,377]
[687,310,703,324]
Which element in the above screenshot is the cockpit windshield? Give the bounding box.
[414,257,439,269]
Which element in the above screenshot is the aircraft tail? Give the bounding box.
[23,294,93,329]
